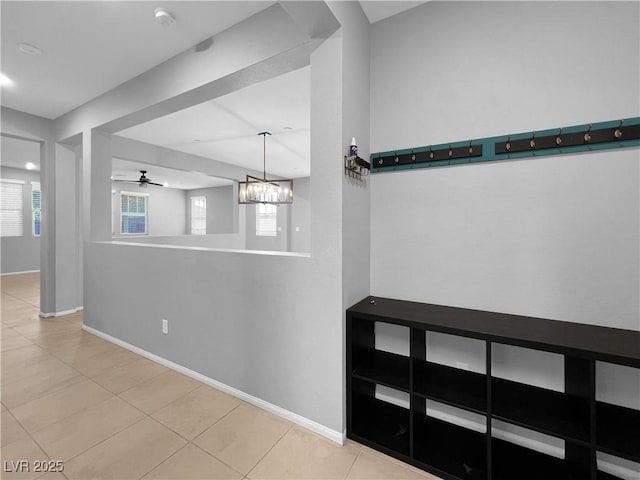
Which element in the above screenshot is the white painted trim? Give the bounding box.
[0,178,26,184]
[102,240,311,258]
[1,269,40,276]
[39,306,83,318]
[82,325,345,445]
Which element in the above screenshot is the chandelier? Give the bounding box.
[238,132,293,204]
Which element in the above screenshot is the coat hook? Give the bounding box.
[468,140,473,155]
[411,149,416,162]
[505,135,511,152]
[615,119,624,139]
[429,146,434,160]
[584,124,593,142]
[556,127,563,145]
[448,144,453,157]
[529,131,536,149]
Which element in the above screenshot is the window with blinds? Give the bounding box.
[0,179,24,237]
[190,196,206,235]
[32,182,41,236]
[256,203,277,237]
[120,192,148,234]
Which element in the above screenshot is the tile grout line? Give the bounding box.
[157,398,243,445]
[134,442,191,480]
[58,382,237,477]
[11,306,246,476]
[188,441,246,479]
[2,278,84,480]
[4,332,150,461]
[31,344,215,468]
[2,401,55,472]
[244,423,294,479]
[189,399,244,443]
[59,415,152,469]
[4,277,392,480]
[342,448,363,480]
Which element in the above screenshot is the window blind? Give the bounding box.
[190,196,206,235]
[32,182,41,236]
[120,192,148,234]
[0,179,24,237]
[256,203,277,237]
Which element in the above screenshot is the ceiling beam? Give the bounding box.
[53,3,338,142]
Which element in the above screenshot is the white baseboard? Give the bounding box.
[1,269,40,276]
[40,306,84,318]
[82,324,345,445]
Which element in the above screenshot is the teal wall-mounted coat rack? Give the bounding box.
[370,117,640,173]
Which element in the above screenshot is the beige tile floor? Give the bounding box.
[1,273,440,480]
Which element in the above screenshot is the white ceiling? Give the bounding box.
[112,158,232,190]
[1,1,427,181]
[359,1,427,24]
[1,136,41,171]
[117,66,311,179]
[0,1,427,121]
[0,1,273,119]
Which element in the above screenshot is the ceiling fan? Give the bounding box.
[113,170,163,188]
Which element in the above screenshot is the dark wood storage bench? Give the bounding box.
[346,297,640,480]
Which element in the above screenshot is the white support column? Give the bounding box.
[39,132,56,315]
[83,129,112,242]
[54,143,81,312]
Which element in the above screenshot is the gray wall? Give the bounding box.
[244,202,289,252]
[289,177,311,253]
[112,182,187,237]
[369,1,639,475]
[1,108,61,314]
[327,0,372,434]
[0,166,40,274]
[81,3,350,436]
[243,177,311,253]
[186,185,235,234]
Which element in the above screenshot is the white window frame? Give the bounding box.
[119,191,149,235]
[190,195,207,235]
[31,181,41,237]
[0,178,25,237]
[256,203,277,237]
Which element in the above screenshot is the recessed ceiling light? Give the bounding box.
[154,8,176,27]
[0,73,14,87]
[18,43,42,56]
[163,182,169,187]
[25,162,37,170]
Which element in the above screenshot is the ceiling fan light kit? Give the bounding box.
[238,132,293,205]
[113,170,164,187]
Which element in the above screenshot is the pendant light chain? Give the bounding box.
[259,131,271,180]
